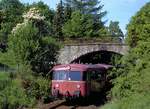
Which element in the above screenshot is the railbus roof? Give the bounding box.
[52,64,113,72]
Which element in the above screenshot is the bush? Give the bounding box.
[0,72,11,90]
[102,93,150,109]
[22,75,51,103]
[0,72,35,109]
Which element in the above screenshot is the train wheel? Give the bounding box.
[53,89,59,99]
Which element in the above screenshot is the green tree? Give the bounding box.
[63,10,108,38]
[98,27,109,37]
[26,1,55,24]
[64,0,107,37]
[64,3,72,22]
[25,2,54,36]
[84,0,107,34]
[0,0,24,43]
[103,2,150,109]
[108,21,124,37]
[8,22,39,66]
[126,2,150,47]
[0,73,35,109]
[113,2,150,98]
[0,8,60,73]
[53,0,64,38]
[63,11,87,38]
[64,0,106,15]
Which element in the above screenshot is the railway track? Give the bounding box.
[40,99,97,109]
[40,99,78,109]
[41,99,66,109]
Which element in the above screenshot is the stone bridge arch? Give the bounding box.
[57,43,128,64]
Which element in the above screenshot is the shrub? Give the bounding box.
[22,75,51,103]
[0,72,35,109]
[102,93,150,109]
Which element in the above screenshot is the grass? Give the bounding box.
[0,72,35,109]
[0,72,9,79]
[101,93,150,109]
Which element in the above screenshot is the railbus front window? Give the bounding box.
[53,71,82,81]
[53,71,67,80]
[68,71,82,81]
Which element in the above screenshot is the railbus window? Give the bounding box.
[68,71,82,81]
[82,71,91,81]
[53,71,82,81]
[53,71,67,80]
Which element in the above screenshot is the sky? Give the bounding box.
[21,0,150,34]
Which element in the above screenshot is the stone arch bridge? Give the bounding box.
[57,43,128,64]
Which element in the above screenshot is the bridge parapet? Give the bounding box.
[57,37,124,45]
[57,43,128,64]
[64,43,127,46]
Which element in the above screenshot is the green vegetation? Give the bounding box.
[21,73,50,103]
[126,2,150,47]
[63,10,94,38]
[1,0,149,109]
[102,93,150,109]
[0,71,51,109]
[53,0,64,38]
[108,21,124,38]
[0,72,35,109]
[0,1,59,108]
[0,7,60,73]
[0,0,24,43]
[102,2,150,109]
[62,0,107,38]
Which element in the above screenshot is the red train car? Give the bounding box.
[51,64,112,99]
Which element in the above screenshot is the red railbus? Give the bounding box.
[51,64,112,99]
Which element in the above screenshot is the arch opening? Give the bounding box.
[71,50,123,65]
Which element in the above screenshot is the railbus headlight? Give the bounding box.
[77,84,81,89]
[55,84,59,88]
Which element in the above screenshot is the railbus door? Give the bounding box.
[88,70,106,93]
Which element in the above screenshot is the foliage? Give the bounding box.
[0,0,127,108]
[62,11,84,38]
[0,0,24,43]
[110,2,150,99]
[53,0,64,38]
[98,27,109,36]
[126,2,150,47]
[8,21,39,66]
[63,0,107,37]
[0,7,60,73]
[31,36,60,73]
[0,71,51,108]
[64,3,72,22]
[102,93,150,109]
[27,1,55,23]
[23,7,52,36]
[85,0,107,33]
[64,0,106,18]
[0,72,35,109]
[63,11,95,38]
[108,21,124,37]
[110,42,150,98]
[0,5,58,108]
[22,74,51,103]
[103,2,150,109]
